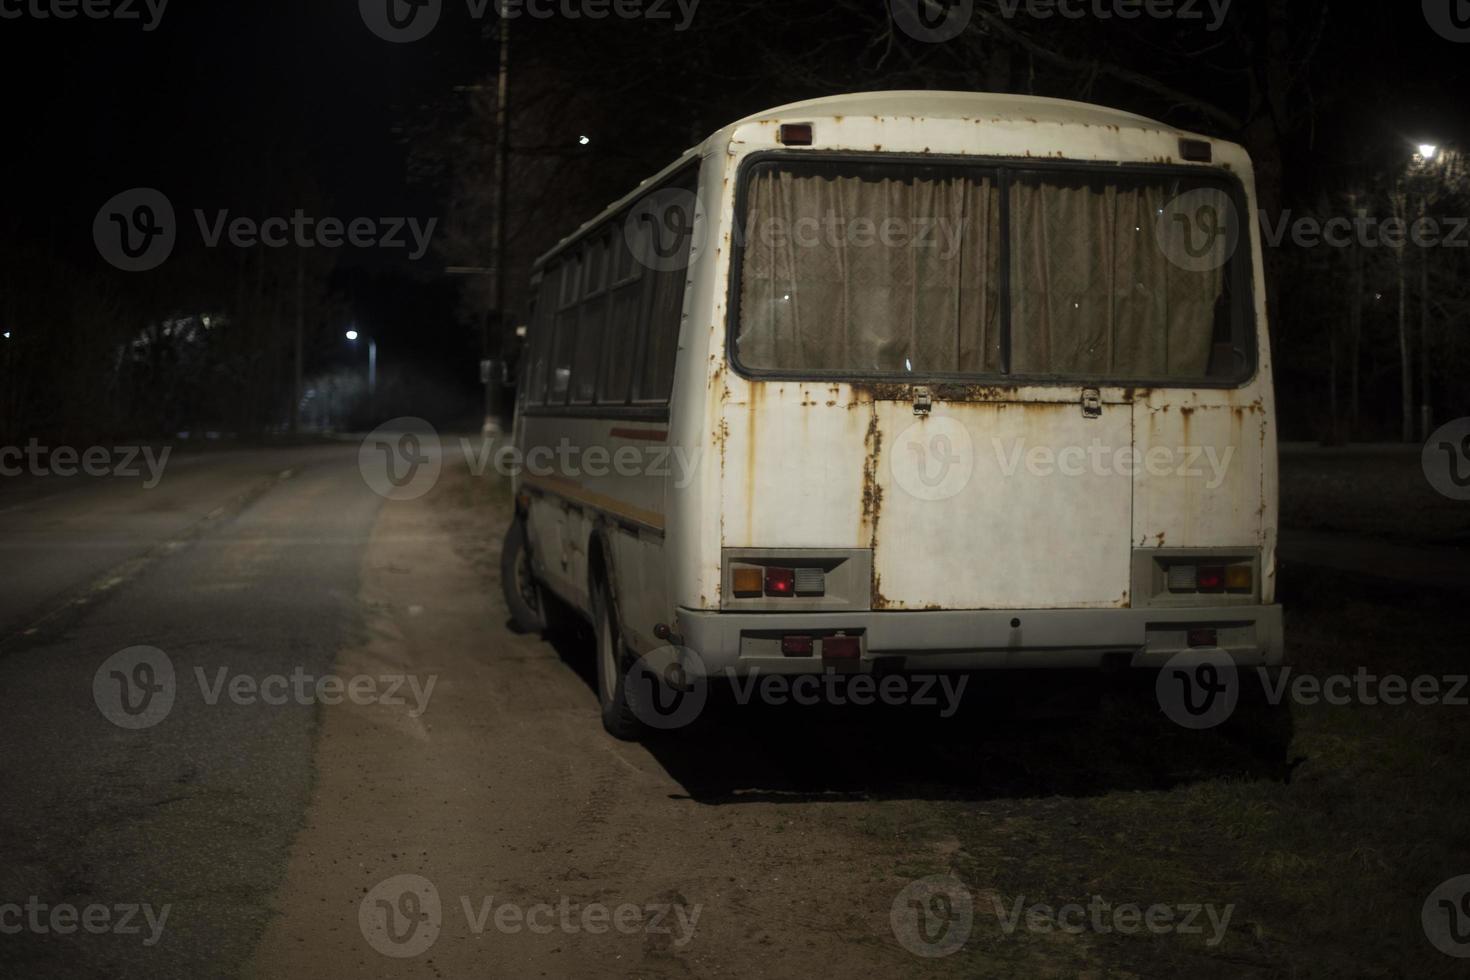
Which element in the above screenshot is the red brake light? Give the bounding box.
[1197,566,1225,591]
[1187,628,1218,648]
[822,634,860,660]
[781,635,814,657]
[765,567,795,596]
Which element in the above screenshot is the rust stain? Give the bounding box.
[861,406,886,609]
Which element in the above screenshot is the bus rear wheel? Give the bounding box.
[594,578,644,741]
[500,519,548,634]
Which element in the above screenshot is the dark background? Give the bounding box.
[1,0,1466,441]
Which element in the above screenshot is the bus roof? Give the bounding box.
[531,91,1185,271]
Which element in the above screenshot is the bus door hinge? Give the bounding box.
[1081,388,1102,419]
[912,386,932,417]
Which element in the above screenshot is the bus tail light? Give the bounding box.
[1197,565,1225,592]
[822,634,860,660]
[781,635,814,657]
[1166,564,1197,592]
[1226,565,1253,592]
[764,567,795,596]
[732,567,763,597]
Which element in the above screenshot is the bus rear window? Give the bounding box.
[734,159,1251,384]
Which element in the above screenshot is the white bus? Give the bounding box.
[501,91,1282,739]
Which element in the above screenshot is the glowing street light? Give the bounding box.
[345,329,359,341]
[1416,143,1439,161]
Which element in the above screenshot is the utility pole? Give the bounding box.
[291,248,303,435]
[486,1,512,434]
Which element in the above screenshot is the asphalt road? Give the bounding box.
[0,445,383,979]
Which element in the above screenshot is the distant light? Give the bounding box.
[346,330,359,341]
[578,135,590,146]
[1417,144,1439,161]
[202,315,211,328]
[1,331,9,339]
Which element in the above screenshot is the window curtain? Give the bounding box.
[737,170,1001,373]
[1008,179,1224,378]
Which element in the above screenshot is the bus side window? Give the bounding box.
[597,221,643,406]
[523,273,558,406]
[548,251,582,405]
[571,233,610,405]
[634,176,695,405]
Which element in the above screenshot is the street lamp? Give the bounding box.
[345,329,377,411]
[1417,143,1439,161]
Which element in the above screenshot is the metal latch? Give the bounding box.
[913,386,932,417]
[1081,388,1102,419]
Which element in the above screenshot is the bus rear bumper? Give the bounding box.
[674,604,1284,675]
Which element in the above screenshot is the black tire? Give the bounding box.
[500,520,547,634]
[593,577,644,741]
